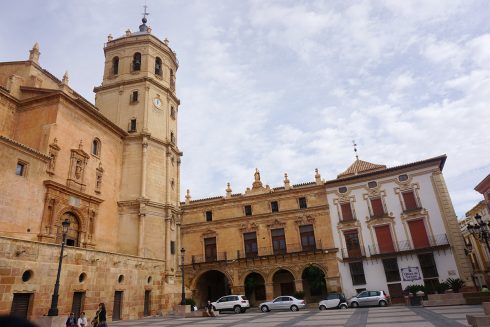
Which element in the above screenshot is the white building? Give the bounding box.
[325,155,472,303]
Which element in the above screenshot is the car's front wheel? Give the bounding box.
[261,305,269,312]
[319,305,327,310]
[351,302,359,308]
[233,305,241,314]
[290,305,299,312]
[379,300,387,307]
[340,303,348,309]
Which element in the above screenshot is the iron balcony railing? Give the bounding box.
[367,233,450,256]
[187,240,326,265]
[340,246,366,259]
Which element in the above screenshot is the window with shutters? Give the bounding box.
[402,191,419,211]
[349,262,366,285]
[408,219,430,249]
[300,224,316,251]
[370,197,385,218]
[204,237,217,262]
[382,258,401,282]
[271,228,286,255]
[340,202,354,221]
[244,232,258,258]
[10,293,32,319]
[344,229,362,258]
[374,225,395,253]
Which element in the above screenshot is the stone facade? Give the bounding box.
[0,19,182,321]
[181,170,341,307]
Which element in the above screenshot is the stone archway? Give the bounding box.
[272,269,296,298]
[195,270,231,307]
[56,211,81,246]
[302,265,327,303]
[244,272,266,306]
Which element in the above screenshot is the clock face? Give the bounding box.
[153,98,162,108]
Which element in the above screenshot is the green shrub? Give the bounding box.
[435,281,450,294]
[405,284,425,295]
[446,278,465,293]
[293,291,305,299]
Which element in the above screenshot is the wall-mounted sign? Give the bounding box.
[401,267,421,281]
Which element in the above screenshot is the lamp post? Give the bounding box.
[467,214,490,254]
[47,219,70,316]
[180,247,186,305]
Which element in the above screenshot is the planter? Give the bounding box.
[422,292,465,307]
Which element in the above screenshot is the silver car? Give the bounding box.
[348,290,390,307]
[260,296,306,312]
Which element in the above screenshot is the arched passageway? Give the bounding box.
[195,270,230,307]
[244,272,266,306]
[302,265,327,302]
[272,269,295,298]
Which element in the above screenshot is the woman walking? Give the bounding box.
[92,303,107,327]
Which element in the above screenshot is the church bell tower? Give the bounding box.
[94,12,182,281]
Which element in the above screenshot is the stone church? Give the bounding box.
[0,17,182,320]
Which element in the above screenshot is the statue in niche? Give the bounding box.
[96,173,102,190]
[48,153,56,171]
[75,160,83,179]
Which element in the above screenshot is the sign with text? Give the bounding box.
[401,267,421,281]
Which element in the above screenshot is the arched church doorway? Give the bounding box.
[244,272,266,306]
[56,212,80,247]
[272,269,295,298]
[302,265,327,303]
[196,270,230,307]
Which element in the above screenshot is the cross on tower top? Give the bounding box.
[142,4,150,23]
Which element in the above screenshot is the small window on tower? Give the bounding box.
[299,197,307,209]
[170,241,175,255]
[16,161,27,177]
[206,211,213,222]
[132,52,141,71]
[112,56,119,75]
[129,118,137,133]
[155,57,162,76]
[130,91,139,103]
[244,205,252,216]
[170,107,176,119]
[91,138,101,157]
[170,132,175,143]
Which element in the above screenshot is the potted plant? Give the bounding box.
[405,284,425,305]
[446,278,465,293]
[435,281,449,294]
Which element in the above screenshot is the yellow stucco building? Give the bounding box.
[0,18,182,321]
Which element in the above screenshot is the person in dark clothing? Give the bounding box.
[92,303,107,327]
[66,312,76,327]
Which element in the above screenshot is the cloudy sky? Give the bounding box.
[1,0,489,217]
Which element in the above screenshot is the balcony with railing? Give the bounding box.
[187,239,330,265]
[368,233,450,257]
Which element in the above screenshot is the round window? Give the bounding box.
[79,272,87,283]
[118,275,124,283]
[22,270,33,282]
[338,186,347,193]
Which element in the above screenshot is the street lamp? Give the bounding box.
[47,218,70,316]
[180,247,186,305]
[467,214,490,254]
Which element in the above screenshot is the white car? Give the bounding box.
[211,295,250,313]
[318,293,348,310]
[259,296,306,312]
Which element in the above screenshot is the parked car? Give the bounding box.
[348,290,390,307]
[318,293,348,310]
[259,296,306,312]
[211,295,250,313]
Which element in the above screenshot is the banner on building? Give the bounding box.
[401,267,421,281]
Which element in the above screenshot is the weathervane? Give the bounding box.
[139,2,150,32]
[142,3,150,22]
[352,140,359,160]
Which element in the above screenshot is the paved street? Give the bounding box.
[111,305,485,327]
